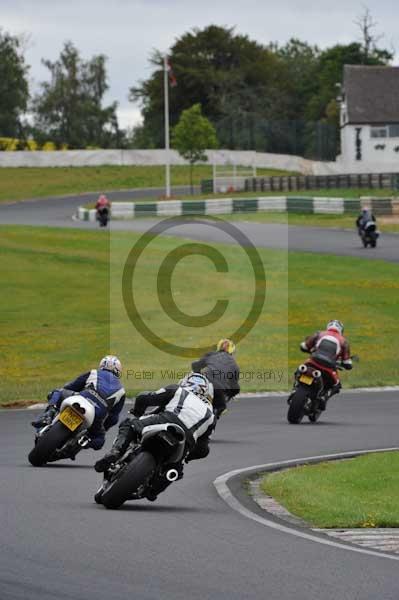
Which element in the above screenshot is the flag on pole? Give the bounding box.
[166,57,177,87]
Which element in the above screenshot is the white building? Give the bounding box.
[338,65,399,173]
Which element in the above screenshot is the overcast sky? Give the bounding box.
[2,0,398,129]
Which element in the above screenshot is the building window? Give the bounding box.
[370,127,388,138]
[389,125,399,138]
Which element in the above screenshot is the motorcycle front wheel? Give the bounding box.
[28,422,72,466]
[287,386,309,424]
[101,451,156,510]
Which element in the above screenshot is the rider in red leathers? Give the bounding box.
[299,320,353,409]
[95,194,111,227]
[95,194,111,210]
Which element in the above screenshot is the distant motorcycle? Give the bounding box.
[359,221,379,248]
[96,206,110,227]
[28,395,97,466]
[286,357,357,424]
[95,422,186,509]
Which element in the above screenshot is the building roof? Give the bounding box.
[343,65,399,124]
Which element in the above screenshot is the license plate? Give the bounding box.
[59,406,84,431]
[299,374,314,385]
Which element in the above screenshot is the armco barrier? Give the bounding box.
[77,196,397,222]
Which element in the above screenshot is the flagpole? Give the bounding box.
[163,54,171,199]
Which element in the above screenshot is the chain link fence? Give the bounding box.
[214,114,338,161]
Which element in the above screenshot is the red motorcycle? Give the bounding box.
[286,357,357,424]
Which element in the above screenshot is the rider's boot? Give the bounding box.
[94,444,124,472]
[31,405,58,429]
[318,395,328,411]
[319,382,341,411]
[329,382,342,397]
[94,421,133,472]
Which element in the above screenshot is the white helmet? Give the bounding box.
[180,372,214,403]
[327,320,344,335]
[99,355,122,378]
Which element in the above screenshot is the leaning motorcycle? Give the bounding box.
[28,395,97,466]
[95,423,186,509]
[360,221,379,248]
[287,362,345,424]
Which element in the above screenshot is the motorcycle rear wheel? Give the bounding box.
[28,422,72,466]
[287,387,309,424]
[101,451,156,510]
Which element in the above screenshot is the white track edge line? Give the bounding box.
[213,447,399,562]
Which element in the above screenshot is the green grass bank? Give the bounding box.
[226,211,399,233]
[1,225,398,404]
[261,452,399,528]
[0,165,293,203]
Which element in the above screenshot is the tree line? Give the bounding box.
[0,14,393,157]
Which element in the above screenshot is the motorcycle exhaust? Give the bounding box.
[166,425,185,442]
[166,468,179,482]
[298,364,307,373]
[313,370,322,378]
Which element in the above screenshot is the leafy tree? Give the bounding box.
[129,23,393,159]
[130,25,286,148]
[172,103,218,192]
[271,39,320,120]
[0,30,29,137]
[32,41,120,148]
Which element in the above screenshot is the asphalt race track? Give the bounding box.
[1,191,399,599]
[2,392,399,600]
[0,189,398,262]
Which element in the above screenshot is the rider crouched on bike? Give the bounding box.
[356,207,376,236]
[94,373,215,501]
[192,338,240,420]
[31,356,125,458]
[300,320,353,410]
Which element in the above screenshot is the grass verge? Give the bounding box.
[0,165,294,203]
[0,225,398,404]
[226,212,399,233]
[261,452,399,528]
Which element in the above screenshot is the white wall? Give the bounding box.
[0,146,393,175]
[339,124,399,173]
[0,148,336,174]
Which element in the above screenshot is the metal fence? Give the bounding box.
[214,116,338,161]
[201,172,399,194]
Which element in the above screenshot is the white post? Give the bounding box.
[164,55,171,199]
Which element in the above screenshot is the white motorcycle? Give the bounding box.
[28,395,97,466]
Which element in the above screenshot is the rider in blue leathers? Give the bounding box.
[31,355,126,456]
